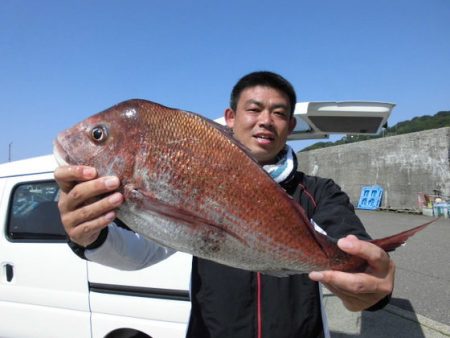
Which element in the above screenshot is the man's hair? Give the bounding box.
[230,71,297,117]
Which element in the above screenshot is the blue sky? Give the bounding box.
[1,0,449,163]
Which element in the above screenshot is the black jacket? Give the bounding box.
[186,171,387,338]
[68,171,390,338]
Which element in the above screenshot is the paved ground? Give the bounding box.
[324,210,450,337]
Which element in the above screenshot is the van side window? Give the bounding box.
[7,181,67,241]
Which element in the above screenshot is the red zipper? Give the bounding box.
[257,272,262,338]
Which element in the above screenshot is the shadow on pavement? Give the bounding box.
[327,297,428,338]
[389,297,421,313]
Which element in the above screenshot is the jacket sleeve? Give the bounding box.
[307,176,371,241]
[68,219,175,270]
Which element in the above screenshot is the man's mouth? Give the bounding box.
[254,134,275,144]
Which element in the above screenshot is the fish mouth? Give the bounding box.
[52,139,70,166]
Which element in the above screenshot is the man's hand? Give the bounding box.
[54,165,123,247]
[309,234,395,312]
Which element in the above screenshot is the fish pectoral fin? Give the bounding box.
[123,184,247,245]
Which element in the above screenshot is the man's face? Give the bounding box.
[225,85,296,165]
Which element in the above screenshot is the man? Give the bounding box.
[55,71,394,337]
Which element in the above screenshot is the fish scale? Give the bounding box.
[54,99,433,276]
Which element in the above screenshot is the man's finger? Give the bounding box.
[59,176,120,212]
[321,282,366,302]
[67,211,116,247]
[337,235,390,270]
[310,270,378,294]
[54,165,97,192]
[61,191,123,228]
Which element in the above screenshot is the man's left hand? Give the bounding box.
[309,234,395,312]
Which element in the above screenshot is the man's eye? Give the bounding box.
[274,111,288,117]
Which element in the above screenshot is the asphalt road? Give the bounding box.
[355,210,450,327]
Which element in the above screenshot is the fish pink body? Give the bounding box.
[54,99,431,276]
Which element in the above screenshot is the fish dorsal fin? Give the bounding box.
[291,201,339,259]
[309,222,339,259]
[204,117,263,164]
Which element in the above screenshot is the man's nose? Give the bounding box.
[258,110,273,126]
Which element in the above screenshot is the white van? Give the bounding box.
[0,155,191,338]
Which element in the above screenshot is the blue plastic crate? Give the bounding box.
[357,185,383,210]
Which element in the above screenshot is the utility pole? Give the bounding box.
[8,142,12,162]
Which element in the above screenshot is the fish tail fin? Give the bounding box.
[370,219,436,252]
[309,218,436,272]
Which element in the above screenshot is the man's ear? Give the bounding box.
[288,116,297,133]
[224,108,236,129]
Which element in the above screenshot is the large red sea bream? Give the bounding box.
[53,99,432,276]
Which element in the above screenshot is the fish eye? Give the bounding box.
[91,125,108,143]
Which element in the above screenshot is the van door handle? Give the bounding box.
[4,263,13,282]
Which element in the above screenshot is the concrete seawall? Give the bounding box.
[296,127,450,210]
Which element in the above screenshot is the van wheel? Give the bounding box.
[105,328,152,338]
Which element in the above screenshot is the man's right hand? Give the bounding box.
[54,165,123,247]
